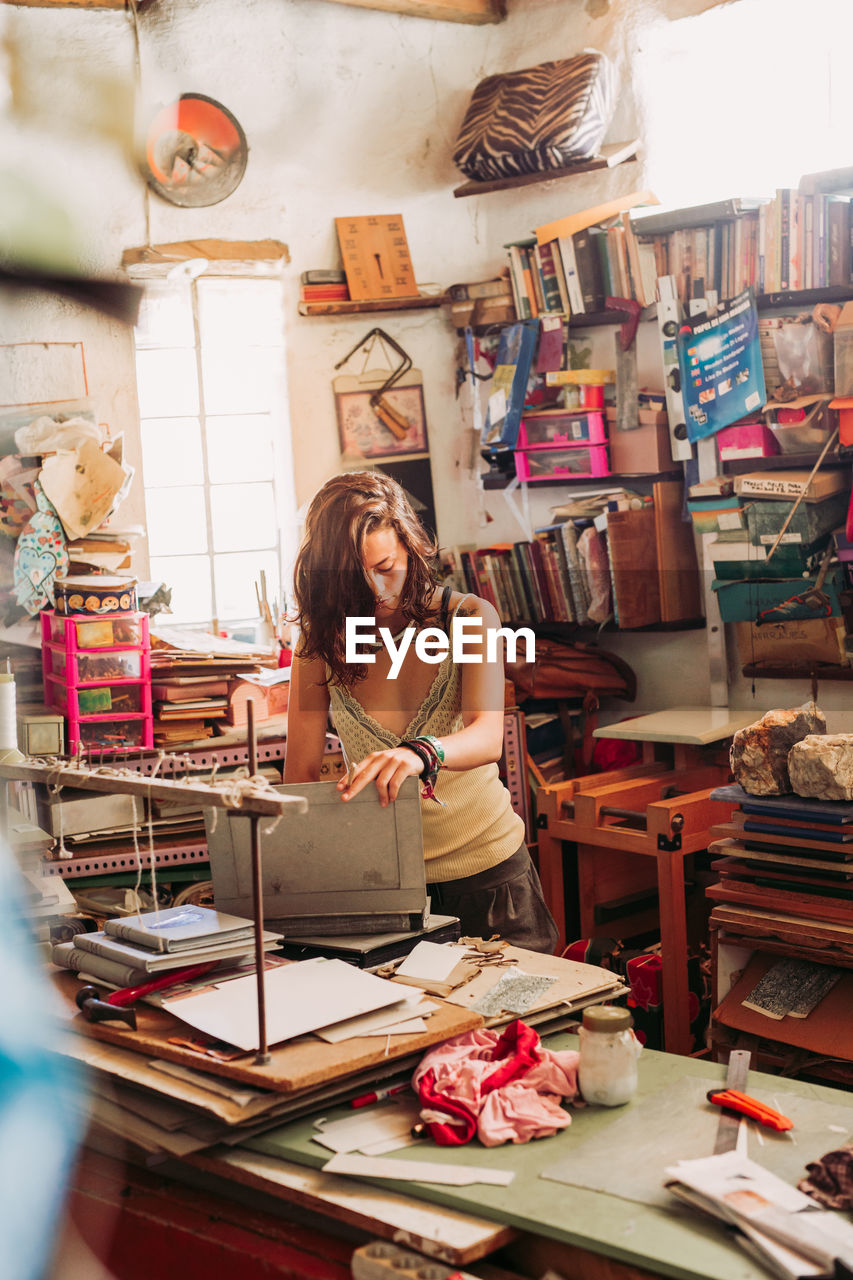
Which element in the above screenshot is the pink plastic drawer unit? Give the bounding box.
[47,610,146,650]
[514,444,610,481]
[40,609,153,754]
[518,409,608,449]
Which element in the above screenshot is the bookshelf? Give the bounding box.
[452,140,640,198]
[298,294,446,316]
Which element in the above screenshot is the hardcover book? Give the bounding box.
[104,904,257,952]
[74,929,282,973]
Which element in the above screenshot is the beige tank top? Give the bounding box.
[327,600,523,883]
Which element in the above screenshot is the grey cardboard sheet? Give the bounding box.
[541,1076,852,1208]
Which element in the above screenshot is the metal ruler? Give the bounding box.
[713,1047,752,1153]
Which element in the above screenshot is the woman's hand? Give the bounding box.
[337,748,423,807]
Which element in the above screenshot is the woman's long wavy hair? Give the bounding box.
[291,471,439,685]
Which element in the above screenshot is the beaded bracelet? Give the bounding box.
[400,737,444,805]
[411,734,445,765]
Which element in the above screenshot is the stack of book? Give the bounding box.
[299,269,349,304]
[447,276,515,328]
[149,623,278,747]
[505,189,659,319]
[51,905,282,990]
[707,784,853,925]
[442,478,701,631]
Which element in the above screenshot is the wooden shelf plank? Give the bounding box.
[298,294,445,317]
[481,468,681,490]
[757,286,853,309]
[742,662,853,681]
[0,759,308,816]
[317,0,505,23]
[452,142,640,198]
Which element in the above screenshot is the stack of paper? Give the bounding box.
[665,1150,853,1280]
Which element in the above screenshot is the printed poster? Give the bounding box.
[677,288,766,442]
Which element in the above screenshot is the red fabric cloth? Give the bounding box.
[412,1019,579,1147]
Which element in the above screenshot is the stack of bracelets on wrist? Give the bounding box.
[400,735,445,805]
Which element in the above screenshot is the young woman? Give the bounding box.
[283,471,558,953]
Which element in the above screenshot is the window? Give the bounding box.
[635,0,853,210]
[133,273,295,631]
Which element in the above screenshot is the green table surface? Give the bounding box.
[243,1036,853,1280]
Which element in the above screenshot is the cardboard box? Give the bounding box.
[608,418,674,474]
[735,618,848,667]
[713,569,847,622]
[734,468,848,502]
[745,491,849,546]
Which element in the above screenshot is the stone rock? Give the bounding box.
[730,702,826,795]
[788,735,853,801]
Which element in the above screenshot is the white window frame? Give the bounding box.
[128,257,296,635]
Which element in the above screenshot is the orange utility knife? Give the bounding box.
[707,1088,793,1132]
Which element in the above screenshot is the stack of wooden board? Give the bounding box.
[707,783,853,924]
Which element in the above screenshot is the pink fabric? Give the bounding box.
[412,1019,579,1147]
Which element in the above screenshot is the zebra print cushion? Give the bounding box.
[453,52,617,181]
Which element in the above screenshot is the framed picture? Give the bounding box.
[334,378,428,459]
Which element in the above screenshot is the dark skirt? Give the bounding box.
[428,843,559,954]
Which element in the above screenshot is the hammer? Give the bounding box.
[76,985,137,1029]
[75,960,219,1028]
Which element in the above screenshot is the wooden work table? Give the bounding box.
[78,1039,853,1280]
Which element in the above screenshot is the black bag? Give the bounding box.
[453,51,617,182]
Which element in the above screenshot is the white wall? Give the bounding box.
[6,0,849,727]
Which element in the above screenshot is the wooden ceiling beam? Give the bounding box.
[317,0,505,24]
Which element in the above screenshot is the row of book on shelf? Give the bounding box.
[504,170,853,320]
[442,479,701,632]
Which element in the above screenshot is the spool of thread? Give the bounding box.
[0,665,25,763]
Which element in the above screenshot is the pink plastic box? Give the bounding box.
[514,444,610,481]
[715,421,779,461]
[518,408,608,449]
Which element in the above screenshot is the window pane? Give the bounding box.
[214,550,280,622]
[141,418,203,487]
[134,283,195,349]
[206,415,274,483]
[145,486,208,556]
[210,483,276,552]
[201,347,281,415]
[136,349,199,417]
[197,279,283,347]
[150,555,212,626]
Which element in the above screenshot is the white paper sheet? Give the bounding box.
[312,1100,422,1154]
[394,942,472,983]
[314,997,436,1044]
[161,956,408,1051]
[323,1151,514,1186]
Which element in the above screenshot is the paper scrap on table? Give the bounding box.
[160,956,407,1052]
[361,1017,427,1037]
[313,1099,422,1154]
[322,1151,514,1186]
[471,970,557,1017]
[314,997,435,1044]
[394,942,472,984]
[487,388,507,425]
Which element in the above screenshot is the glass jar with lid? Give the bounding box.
[578,1005,642,1107]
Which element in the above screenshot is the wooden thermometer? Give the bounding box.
[335,215,419,302]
